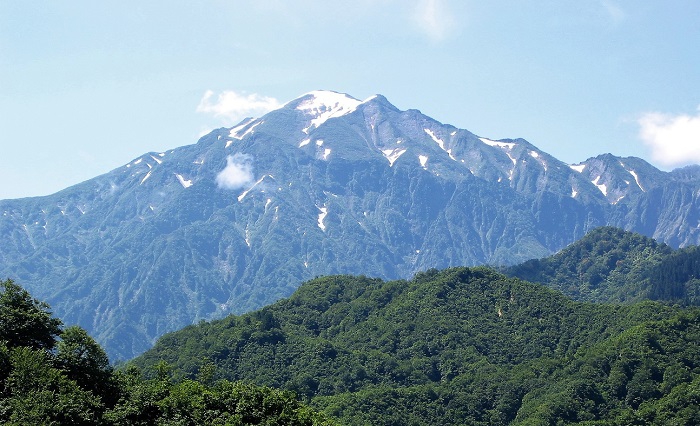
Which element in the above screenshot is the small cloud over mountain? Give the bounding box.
[216,153,254,190]
[638,106,700,168]
[411,0,456,41]
[197,90,282,125]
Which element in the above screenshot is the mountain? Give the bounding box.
[2,90,700,359]
[130,267,700,425]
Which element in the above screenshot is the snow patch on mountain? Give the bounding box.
[425,128,456,160]
[317,206,328,231]
[361,94,379,103]
[569,164,586,173]
[592,176,608,196]
[479,137,516,150]
[529,151,547,171]
[228,118,255,141]
[419,155,428,169]
[480,137,517,168]
[297,91,362,134]
[621,164,645,192]
[175,174,193,188]
[229,120,262,144]
[382,148,407,167]
[237,175,272,202]
[140,171,152,185]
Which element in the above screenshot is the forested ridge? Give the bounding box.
[133,266,700,425]
[0,279,335,425]
[505,226,700,305]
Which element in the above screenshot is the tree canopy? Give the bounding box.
[132,267,700,425]
[0,278,62,350]
[0,278,335,425]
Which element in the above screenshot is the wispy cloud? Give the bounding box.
[216,154,255,190]
[412,0,455,41]
[638,107,700,168]
[197,90,282,125]
[600,0,626,24]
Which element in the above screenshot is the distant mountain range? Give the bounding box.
[2,90,700,360]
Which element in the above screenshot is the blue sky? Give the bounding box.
[1,1,699,199]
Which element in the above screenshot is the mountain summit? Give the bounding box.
[1,90,699,359]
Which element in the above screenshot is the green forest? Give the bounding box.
[4,227,700,425]
[133,266,700,425]
[504,227,700,306]
[0,279,335,425]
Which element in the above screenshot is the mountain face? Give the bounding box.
[1,90,700,359]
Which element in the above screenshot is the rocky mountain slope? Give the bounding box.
[1,90,699,359]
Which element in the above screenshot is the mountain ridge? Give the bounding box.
[2,90,700,359]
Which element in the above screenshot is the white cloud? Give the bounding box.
[600,0,626,24]
[197,90,282,125]
[412,0,455,41]
[216,154,255,190]
[638,107,700,167]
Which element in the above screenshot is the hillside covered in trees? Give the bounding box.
[505,226,700,305]
[133,266,700,425]
[0,279,335,425]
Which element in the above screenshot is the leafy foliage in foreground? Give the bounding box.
[132,267,700,425]
[0,279,335,425]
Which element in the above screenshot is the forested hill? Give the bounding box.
[505,226,700,305]
[132,267,700,425]
[0,279,335,425]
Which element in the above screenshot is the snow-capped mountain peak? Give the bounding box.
[294,90,363,133]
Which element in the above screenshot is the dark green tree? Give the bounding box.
[56,325,119,406]
[0,346,102,425]
[0,279,62,350]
